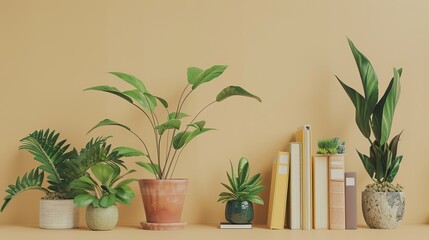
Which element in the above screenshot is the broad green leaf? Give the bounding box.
[379,68,401,145]
[192,65,228,90]
[185,128,215,146]
[187,120,206,131]
[357,150,375,180]
[122,90,155,112]
[155,119,181,135]
[115,178,136,188]
[172,131,191,150]
[221,182,235,193]
[84,85,133,103]
[136,162,160,175]
[74,194,96,207]
[386,155,402,183]
[99,195,110,208]
[109,72,147,94]
[347,38,379,111]
[143,92,158,111]
[91,163,115,186]
[87,119,131,134]
[337,77,371,138]
[154,96,168,108]
[389,131,403,160]
[216,86,261,102]
[113,146,146,157]
[244,195,264,205]
[168,112,189,121]
[247,185,265,196]
[116,186,135,200]
[239,162,249,185]
[187,67,203,84]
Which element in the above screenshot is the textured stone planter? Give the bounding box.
[39,199,79,229]
[225,200,254,224]
[86,205,119,231]
[138,179,188,230]
[362,191,405,229]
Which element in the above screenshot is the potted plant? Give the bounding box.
[336,39,405,229]
[217,157,264,224]
[1,129,125,229]
[85,65,261,230]
[317,137,346,155]
[70,163,136,231]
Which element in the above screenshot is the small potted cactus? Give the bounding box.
[217,157,264,224]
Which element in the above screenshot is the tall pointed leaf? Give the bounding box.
[187,67,203,84]
[113,146,146,157]
[109,72,147,94]
[347,38,379,111]
[84,85,133,103]
[357,150,375,180]
[379,68,401,145]
[136,162,160,175]
[155,119,181,135]
[191,65,228,90]
[87,119,131,134]
[216,86,262,102]
[122,90,156,112]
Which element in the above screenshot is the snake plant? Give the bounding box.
[336,38,404,185]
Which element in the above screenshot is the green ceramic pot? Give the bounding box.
[225,200,254,224]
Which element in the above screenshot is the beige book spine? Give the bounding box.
[328,155,345,230]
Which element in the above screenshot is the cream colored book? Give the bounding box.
[328,154,345,230]
[312,155,329,229]
[295,125,312,230]
[285,142,301,230]
[267,152,290,229]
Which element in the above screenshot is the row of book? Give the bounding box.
[267,125,357,230]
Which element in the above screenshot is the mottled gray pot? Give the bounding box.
[86,205,118,231]
[362,191,405,229]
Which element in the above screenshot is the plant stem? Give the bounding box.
[131,103,155,129]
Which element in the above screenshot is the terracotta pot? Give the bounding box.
[86,205,118,231]
[362,191,405,229]
[138,179,188,226]
[39,199,79,229]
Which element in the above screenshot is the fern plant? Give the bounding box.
[336,38,404,187]
[85,65,261,179]
[1,129,126,212]
[70,163,136,208]
[218,157,264,205]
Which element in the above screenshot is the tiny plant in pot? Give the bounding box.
[317,136,346,155]
[1,130,125,229]
[85,65,261,230]
[70,163,136,231]
[336,38,405,229]
[218,157,264,224]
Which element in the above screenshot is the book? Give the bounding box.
[267,152,290,229]
[345,172,357,230]
[295,125,312,230]
[285,142,302,230]
[328,155,345,230]
[312,155,328,229]
[219,223,253,229]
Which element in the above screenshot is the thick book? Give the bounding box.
[219,223,252,229]
[328,155,345,230]
[312,155,328,229]
[285,142,302,230]
[345,172,357,230]
[267,152,290,229]
[295,125,312,230]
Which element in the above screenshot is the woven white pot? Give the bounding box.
[39,199,79,229]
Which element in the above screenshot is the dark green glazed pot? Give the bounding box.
[225,200,254,224]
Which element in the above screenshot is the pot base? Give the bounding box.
[140,221,187,230]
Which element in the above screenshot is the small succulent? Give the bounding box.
[317,137,346,154]
[218,157,264,205]
[70,163,136,208]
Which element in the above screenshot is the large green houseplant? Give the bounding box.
[336,39,405,229]
[1,129,125,229]
[70,163,136,231]
[86,65,261,230]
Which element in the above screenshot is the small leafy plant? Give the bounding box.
[1,129,125,212]
[70,163,136,208]
[218,157,264,205]
[317,137,346,154]
[86,65,261,179]
[336,38,404,190]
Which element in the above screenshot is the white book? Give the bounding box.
[285,142,302,230]
[313,155,329,229]
[295,125,312,230]
[219,223,253,229]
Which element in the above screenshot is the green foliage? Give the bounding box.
[218,157,265,205]
[317,137,346,154]
[70,163,136,208]
[1,130,127,212]
[336,38,404,185]
[86,65,261,179]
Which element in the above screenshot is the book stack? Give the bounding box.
[267,125,357,230]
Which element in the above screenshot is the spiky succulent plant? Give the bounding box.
[317,137,346,154]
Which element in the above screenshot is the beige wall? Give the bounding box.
[0,0,428,226]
